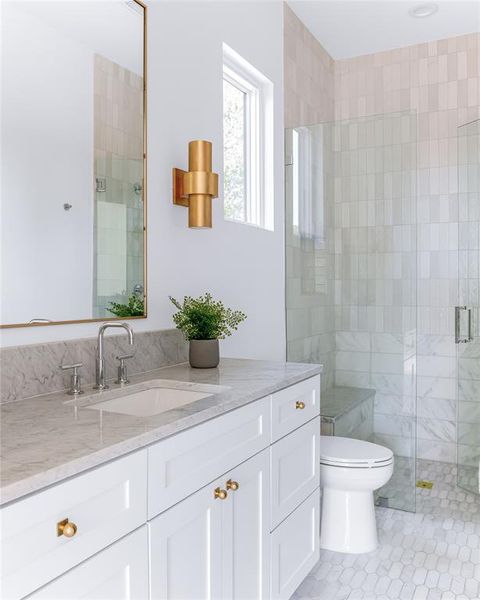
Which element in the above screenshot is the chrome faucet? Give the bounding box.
[94,322,134,390]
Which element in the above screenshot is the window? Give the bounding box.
[222,44,273,230]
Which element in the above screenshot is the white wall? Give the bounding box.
[1,2,93,324]
[1,0,286,362]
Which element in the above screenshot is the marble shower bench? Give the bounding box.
[320,386,375,441]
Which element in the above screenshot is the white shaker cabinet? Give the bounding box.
[221,449,270,600]
[270,490,320,600]
[1,374,321,600]
[149,449,270,600]
[270,377,320,442]
[0,451,147,600]
[28,527,149,600]
[147,397,270,519]
[148,477,223,600]
[270,417,320,530]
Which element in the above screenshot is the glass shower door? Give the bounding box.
[285,112,418,512]
[457,119,480,495]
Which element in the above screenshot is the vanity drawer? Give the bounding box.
[28,527,148,600]
[270,376,320,442]
[270,417,320,530]
[148,396,270,519]
[0,450,147,600]
[270,489,320,600]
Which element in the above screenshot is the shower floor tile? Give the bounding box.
[375,454,416,512]
[293,459,480,600]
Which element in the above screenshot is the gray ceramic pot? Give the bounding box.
[189,339,220,369]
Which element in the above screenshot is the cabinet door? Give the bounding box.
[270,489,320,600]
[221,450,270,600]
[270,417,320,530]
[29,527,148,600]
[149,482,223,600]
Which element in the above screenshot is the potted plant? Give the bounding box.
[169,293,246,368]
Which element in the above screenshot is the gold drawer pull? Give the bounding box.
[57,518,78,538]
[296,401,306,410]
[226,479,239,491]
[214,487,228,500]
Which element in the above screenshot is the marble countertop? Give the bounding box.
[0,358,322,506]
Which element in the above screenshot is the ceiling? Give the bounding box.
[287,1,480,60]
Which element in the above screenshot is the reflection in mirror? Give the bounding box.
[1,0,146,327]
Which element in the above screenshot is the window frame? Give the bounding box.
[222,72,249,223]
[222,44,273,230]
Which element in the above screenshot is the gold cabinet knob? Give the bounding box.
[214,487,228,500]
[226,479,239,491]
[57,518,78,538]
[296,401,306,410]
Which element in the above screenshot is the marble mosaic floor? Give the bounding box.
[375,454,416,512]
[293,460,480,600]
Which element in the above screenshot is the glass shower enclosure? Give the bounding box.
[457,119,480,496]
[285,112,418,512]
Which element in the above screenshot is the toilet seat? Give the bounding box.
[320,436,393,469]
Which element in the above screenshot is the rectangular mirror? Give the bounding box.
[1,0,147,328]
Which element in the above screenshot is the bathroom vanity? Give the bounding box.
[0,359,321,600]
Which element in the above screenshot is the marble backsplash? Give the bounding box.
[0,328,188,403]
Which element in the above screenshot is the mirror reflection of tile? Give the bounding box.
[93,54,144,318]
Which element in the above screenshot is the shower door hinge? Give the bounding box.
[96,177,107,193]
[285,155,293,167]
[455,306,473,344]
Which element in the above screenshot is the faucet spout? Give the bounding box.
[126,327,134,346]
[94,322,135,390]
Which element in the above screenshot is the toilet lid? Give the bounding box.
[320,436,393,468]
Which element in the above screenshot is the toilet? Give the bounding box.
[320,436,394,554]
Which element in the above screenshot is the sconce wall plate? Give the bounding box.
[173,168,189,207]
[172,140,218,228]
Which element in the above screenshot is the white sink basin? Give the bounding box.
[85,387,213,418]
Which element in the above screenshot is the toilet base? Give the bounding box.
[321,487,378,554]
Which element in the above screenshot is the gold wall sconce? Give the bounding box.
[172,140,219,228]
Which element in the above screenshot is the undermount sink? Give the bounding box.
[85,385,215,418]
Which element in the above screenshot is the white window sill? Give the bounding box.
[224,216,274,232]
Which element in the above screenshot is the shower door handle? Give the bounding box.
[455,306,473,343]
[467,307,474,342]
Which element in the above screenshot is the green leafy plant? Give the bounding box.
[169,293,246,341]
[107,293,144,317]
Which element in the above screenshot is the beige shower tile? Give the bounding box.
[466,47,479,77]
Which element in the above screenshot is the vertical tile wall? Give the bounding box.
[334,33,480,463]
[333,111,418,460]
[93,54,144,318]
[284,5,336,390]
[284,5,334,129]
[285,16,480,465]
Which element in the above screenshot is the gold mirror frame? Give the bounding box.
[1,0,147,329]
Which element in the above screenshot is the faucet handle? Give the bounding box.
[115,354,134,385]
[61,363,83,371]
[116,354,134,362]
[60,363,84,395]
